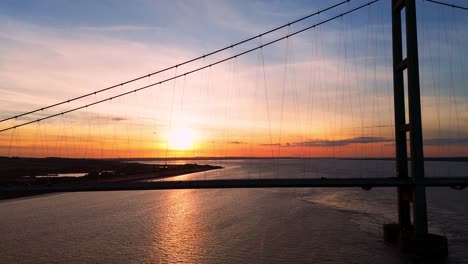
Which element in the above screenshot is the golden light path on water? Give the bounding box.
[152,190,206,263]
[1,160,468,263]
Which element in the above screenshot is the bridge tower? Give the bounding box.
[384,0,448,257]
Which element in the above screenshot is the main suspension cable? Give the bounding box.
[0,0,380,133]
[424,0,468,11]
[0,0,352,124]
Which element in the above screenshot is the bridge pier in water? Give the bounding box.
[384,0,447,257]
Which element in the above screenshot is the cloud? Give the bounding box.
[284,136,393,147]
[79,25,160,32]
[259,143,281,147]
[384,138,468,147]
[174,0,264,36]
[228,141,245,144]
[111,117,127,122]
[0,15,200,120]
[424,138,468,146]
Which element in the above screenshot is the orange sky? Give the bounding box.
[0,1,467,158]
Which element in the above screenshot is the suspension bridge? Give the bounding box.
[1,0,468,258]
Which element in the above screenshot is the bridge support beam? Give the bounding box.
[385,0,448,258]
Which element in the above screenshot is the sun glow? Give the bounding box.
[168,127,196,150]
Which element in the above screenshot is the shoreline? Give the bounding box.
[0,166,221,200]
[0,157,222,200]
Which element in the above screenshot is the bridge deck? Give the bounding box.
[1,177,468,193]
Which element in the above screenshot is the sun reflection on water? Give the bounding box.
[151,190,206,263]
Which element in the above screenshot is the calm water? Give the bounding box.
[1,159,467,263]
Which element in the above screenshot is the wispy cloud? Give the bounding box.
[424,138,468,146]
[267,137,393,148]
[260,143,281,147]
[79,25,162,32]
[93,116,129,122]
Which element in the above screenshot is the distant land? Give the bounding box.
[119,156,468,162]
[0,157,222,199]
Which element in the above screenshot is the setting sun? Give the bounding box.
[168,127,196,150]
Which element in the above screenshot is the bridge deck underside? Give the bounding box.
[2,177,468,193]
